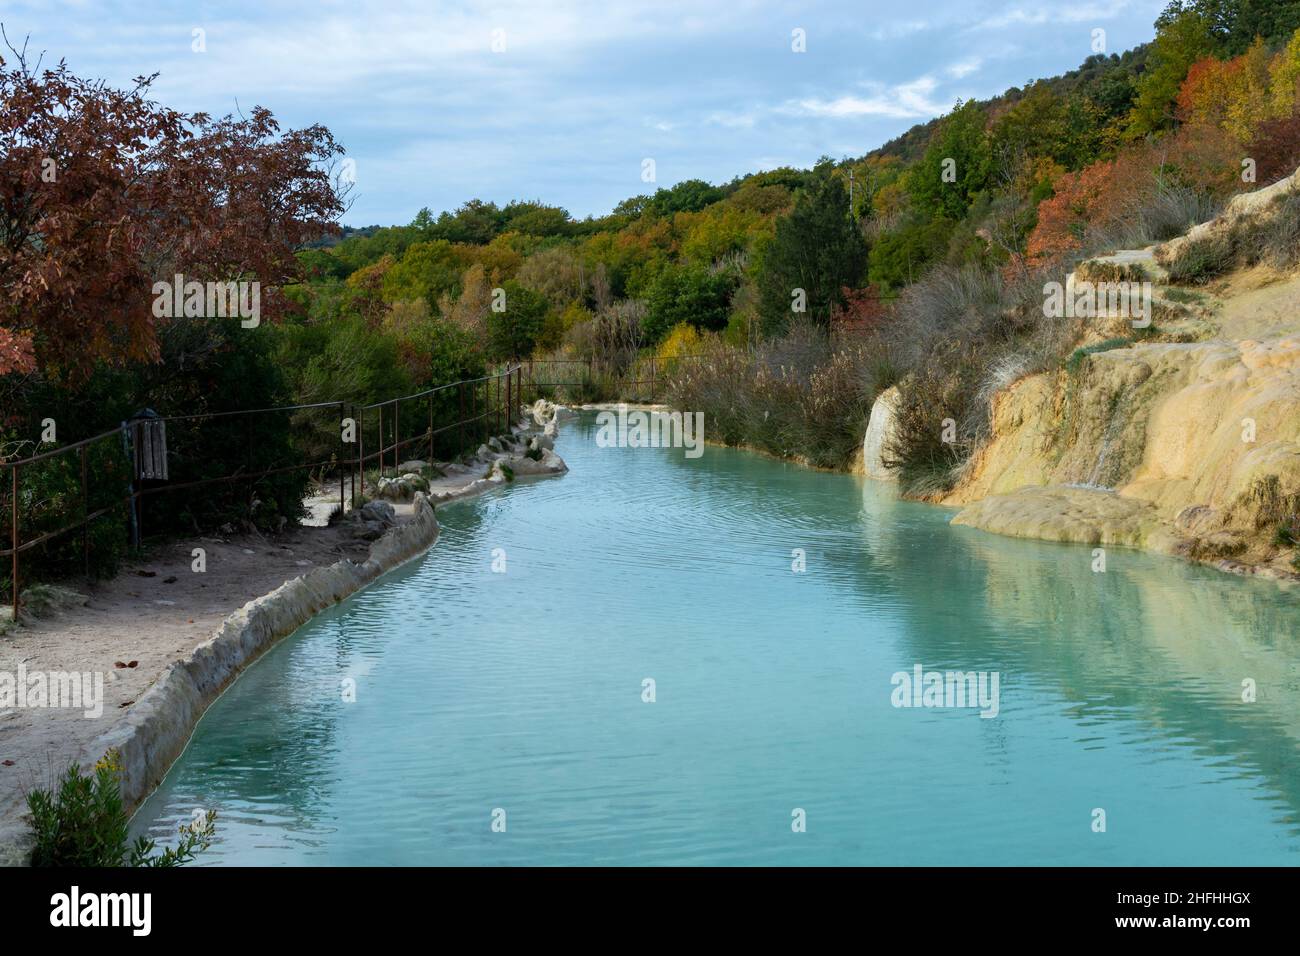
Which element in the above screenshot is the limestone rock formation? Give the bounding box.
[943,168,1300,577]
[862,386,901,482]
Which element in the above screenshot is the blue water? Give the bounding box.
[133,414,1300,865]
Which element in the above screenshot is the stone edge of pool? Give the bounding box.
[0,493,441,867]
[0,398,572,866]
[0,395,577,868]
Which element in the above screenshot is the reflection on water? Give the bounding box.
[133,415,1300,865]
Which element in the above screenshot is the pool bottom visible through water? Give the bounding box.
[133,413,1300,865]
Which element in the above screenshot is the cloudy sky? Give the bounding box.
[2,0,1167,226]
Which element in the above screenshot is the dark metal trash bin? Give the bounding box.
[129,408,168,481]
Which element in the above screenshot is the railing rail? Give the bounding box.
[1,363,536,618]
[1,352,708,617]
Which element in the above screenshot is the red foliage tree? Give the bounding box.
[1025,160,1120,267]
[830,284,890,335]
[1249,112,1300,183]
[0,37,348,380]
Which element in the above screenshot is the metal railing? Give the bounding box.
[1,364,528,618]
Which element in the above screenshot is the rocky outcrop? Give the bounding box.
[368,399,569,507]
[1159,166,1300,264]
[374,471,431,502]
[944,169,1300,578]
[861,386,900,482]
[950,485,1170,549]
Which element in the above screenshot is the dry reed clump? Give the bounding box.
[876,262,1079,494]
[662,323,876,469]
[1165,187,1300,284]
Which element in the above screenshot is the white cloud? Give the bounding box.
[706,110,759,129]
[869,20,931,41]
[788,76,951,120]
[979,0,1136,30]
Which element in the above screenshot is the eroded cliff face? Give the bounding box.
[939,169,1300,579]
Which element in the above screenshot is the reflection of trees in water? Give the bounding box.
[861,479,1300,831]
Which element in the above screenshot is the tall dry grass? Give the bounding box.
[662,322,882,469]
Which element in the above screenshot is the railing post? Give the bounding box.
[393,400,399,476]
[81,446,89,580]
[244,413,252,525]
[338,403,346,516]
[358,405,366,503]
[121,423,138,550]
[10,462,18,621]
[458,381,465,455]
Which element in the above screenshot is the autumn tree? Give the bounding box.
[0,38,347,380]
[1129,6,1215,135]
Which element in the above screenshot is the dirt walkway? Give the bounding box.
[0,520,376,827]
[0,399,569,859]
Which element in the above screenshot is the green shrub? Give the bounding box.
[1165,189,1300,285]
[3,317,310,552]
[1166,234,1235,284]
[1064,337,1133,374]
[275,316,412,463]
[28,751,215,867]
[643,264,737,344]
[1252,189,1300,271]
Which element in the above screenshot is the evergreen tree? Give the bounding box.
[755,164,868,336]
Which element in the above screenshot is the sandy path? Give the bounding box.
[0,519,378,824]
[0,399,569,860]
